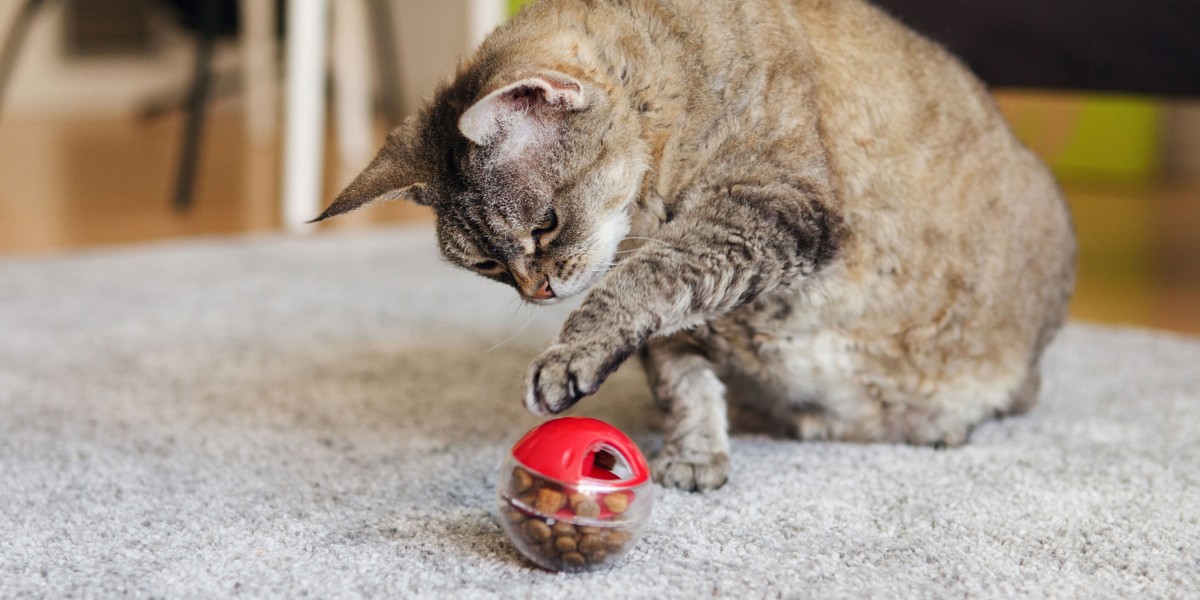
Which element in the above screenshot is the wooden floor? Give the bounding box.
[1,105,1197,336]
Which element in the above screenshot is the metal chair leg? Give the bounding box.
[172,0,225,212]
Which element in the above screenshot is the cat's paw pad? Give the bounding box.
[652,453,730,492]
[523,342,626,416]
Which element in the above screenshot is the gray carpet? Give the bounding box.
[1,225,1198,599]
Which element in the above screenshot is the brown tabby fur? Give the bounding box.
[315,0,1076,491]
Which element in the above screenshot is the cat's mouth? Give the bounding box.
[521,211,629,305]
[524,263,611,306]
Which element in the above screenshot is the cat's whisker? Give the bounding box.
[623,236,678,251]
[486,311,541,354]
[498,293,529,319]
[501,294,522,314]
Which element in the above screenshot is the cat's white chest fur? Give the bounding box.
[701,289,866,412]
[692,271,1025,444]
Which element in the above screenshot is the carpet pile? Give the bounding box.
[1,226,1197,598]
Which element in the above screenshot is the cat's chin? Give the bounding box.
[525,295,565,307]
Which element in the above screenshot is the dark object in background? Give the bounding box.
[65,0,156,56]
[875,0,1200,96]
[159,0,240,37]
[167,0,233,212]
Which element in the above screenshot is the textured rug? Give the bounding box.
[1,225,1198,599]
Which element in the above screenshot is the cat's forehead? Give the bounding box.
[431,145,557,260]
[452,163,547,217]
[448,180,531,221]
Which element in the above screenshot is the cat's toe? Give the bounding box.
[524,340,629,416]
[523,344,590,415]
[652,453,730,492]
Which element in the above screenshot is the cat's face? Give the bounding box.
[315,71,646,304]
[433,155,638,305]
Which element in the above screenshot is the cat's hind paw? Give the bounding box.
[652,453,730,492]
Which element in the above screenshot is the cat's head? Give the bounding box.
[314,64,647,304]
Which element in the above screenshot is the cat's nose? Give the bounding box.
[530,278,556,300]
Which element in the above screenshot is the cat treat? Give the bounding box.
[497,417,652,572]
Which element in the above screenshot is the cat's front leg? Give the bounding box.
[523,321,731,491]
[524,179,843,417]
[522,284,650,415]
[641,333,730,491]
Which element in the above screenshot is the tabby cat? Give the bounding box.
[314,0,1076,491]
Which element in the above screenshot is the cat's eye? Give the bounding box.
[473,259,502,272]
[532,209,559,245]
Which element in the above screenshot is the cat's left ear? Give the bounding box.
[310,116,430,222]
[457,72,588,149]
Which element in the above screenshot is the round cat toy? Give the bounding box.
[496,417,653,572]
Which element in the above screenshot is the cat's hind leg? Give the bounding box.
[780,379,973,448]
[1005,365,1041,416]
[806,369,1035,448]
[640,333,731,492]
[785,400,971,448]
[898,364,1045,447]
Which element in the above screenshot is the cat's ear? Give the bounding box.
[457,72,587,148]
[310,118,430,223]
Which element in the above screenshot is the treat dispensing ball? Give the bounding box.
[496,417,653,572]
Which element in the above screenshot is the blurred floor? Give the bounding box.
[0,102,1197,335]
[0,107,430,251]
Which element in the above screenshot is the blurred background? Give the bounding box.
[0,0,1196,334]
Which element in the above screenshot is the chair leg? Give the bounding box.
[172,0,225,212]
[0,0,49,119]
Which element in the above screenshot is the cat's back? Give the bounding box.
[785,0,1076,329]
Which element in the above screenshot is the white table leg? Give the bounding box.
[283,0,329,232]
[468,0,508,48]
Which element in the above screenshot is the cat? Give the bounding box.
[314,0,1076,491]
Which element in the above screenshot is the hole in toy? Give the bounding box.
[585,445,632,481]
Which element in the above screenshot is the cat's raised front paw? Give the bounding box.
[652,453,730,492]
[523,341,634,416]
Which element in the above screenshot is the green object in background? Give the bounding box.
[1003,93,1162,181]
[1056,96,1160,180]
[510,0,532,17]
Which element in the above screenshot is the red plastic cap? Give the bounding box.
[510,417,650,487]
